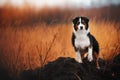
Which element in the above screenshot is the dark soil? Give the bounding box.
[20,54,120,80]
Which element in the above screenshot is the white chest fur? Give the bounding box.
[75,34,90,49]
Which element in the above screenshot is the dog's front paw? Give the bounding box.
[76,58,83,63]
[87,54,93,62]
[78,59,83,63]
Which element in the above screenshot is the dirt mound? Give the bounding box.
[105,54,120,80]
[39,57,102,80]
[20,55,120,80]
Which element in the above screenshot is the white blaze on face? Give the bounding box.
[78,18,85,30]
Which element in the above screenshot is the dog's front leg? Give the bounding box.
[88,47,93,62]
[76,51,82,63]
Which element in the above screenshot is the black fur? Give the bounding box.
[72,33,77,51]
[87,33,99,54]
[72,17,79,31]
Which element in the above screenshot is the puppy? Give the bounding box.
[72,16,99,68]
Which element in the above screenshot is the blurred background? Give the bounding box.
[0,0,120,26]
[0,0,120,8]
[0,0,120,78]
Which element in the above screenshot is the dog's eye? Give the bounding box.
[82,22,85,24]
[81,21,85,24]
[77,22,80,25]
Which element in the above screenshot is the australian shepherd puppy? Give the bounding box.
[72,16,100,69]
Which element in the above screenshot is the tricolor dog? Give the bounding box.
[72,16,99,68]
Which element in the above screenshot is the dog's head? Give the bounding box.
[72,16,89,34]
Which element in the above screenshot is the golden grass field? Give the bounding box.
[0,6,120,76]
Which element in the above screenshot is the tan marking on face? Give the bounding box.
[81,19,87,29]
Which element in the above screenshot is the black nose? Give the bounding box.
[80,26,83,30]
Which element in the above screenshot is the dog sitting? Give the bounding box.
[72,16,100,69]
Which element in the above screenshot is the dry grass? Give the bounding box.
[0,6,120,76]
[90,19,120,60]
[0,23,75,76]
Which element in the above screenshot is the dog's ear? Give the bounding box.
[72,17,79,24]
